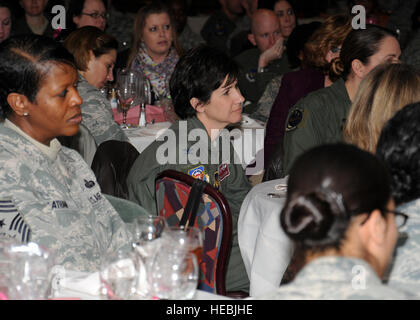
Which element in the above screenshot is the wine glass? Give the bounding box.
[129,215,168,298]
[99,249,137,300]
[150,249,199,300]
[116,68,139,129]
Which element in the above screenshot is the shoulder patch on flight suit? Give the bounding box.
[245,69,257,83]
[218,163,230,182]
[285,108,304,132]
[188,166,209,182]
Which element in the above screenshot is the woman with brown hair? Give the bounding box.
[343,63,420,153]
[263,14,352,178]
[127,1,182,102]
[64,26,128,146]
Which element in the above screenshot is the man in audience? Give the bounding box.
[200,0,250,55]
[234,9,291,114]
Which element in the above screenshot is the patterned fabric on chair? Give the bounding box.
[155,170,232,296]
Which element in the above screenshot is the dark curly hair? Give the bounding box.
[376,102,420,206]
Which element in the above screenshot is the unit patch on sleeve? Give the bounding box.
[218,163,230,182]
[285,108,304,132]
[188,166,209,182]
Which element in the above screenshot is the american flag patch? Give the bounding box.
[0,200,31,243]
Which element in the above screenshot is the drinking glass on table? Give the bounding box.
[161,226,203,265]
[116,68,139,129]
[150,249,199,300]
[99,249,137,300]
[129,215,168,298]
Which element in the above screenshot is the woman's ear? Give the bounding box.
[361,210,387,247]
[351,59,366,79]
[6,93,29,117]
[190,97,205,113]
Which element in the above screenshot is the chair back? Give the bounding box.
[155,170,232,296]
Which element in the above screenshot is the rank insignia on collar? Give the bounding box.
[286,108,304,132]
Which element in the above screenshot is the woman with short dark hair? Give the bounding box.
[127,45,252,293]
[257,143,415,299]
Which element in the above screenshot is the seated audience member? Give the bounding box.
[166,0,204,52]
[0,0,12,43]
[54,0,108,41]
[257,143,415,299]
[200,0,250,56]
[0,35,131,272]
[127,1,182,102]
[250,21,321,121]
[401,0,420,71]
[13,0,54,37]
[273,0,296,41]
[64,26,129,146]
[264,14,352,173]
[376,102,420,293]
[127,45,252,293]
[282,25,401,176]
[343,63,420,153]
[234,9,292,114]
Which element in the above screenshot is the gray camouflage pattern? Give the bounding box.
[0,124,131,272]
[250,75,283,123]
[256,256,417,300]
[178,24,205,52]
[77,74,129,146]
[385,198,420,293]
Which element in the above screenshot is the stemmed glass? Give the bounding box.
[116,68,139,129]
[129,215,168,298]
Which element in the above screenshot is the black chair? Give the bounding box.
[91,140,139,200]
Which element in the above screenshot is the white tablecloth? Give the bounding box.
[52,270,231,300]
[238,177,293,297]
[125,121,172,154]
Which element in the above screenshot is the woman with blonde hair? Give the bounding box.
[343,63,420,153]
[127,1,182,102]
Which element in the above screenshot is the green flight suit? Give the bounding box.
[234,48,291,114]
[282,78,352,175]
[127,116,251,292]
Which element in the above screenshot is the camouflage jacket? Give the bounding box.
[0,123,131,272]
[77,74,129,146]
[256,256,417,300]
[386,198,420,293]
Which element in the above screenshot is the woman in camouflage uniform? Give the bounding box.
[258,143,415,299]
[0,35,131,272]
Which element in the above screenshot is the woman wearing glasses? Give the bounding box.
[257,143,414,299]
[376,102,420,294]
[68,0,107,31]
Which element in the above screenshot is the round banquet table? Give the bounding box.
[238,177,293,297]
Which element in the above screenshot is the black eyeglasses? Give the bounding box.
[360,209,409,229]
[81,12,109,20]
